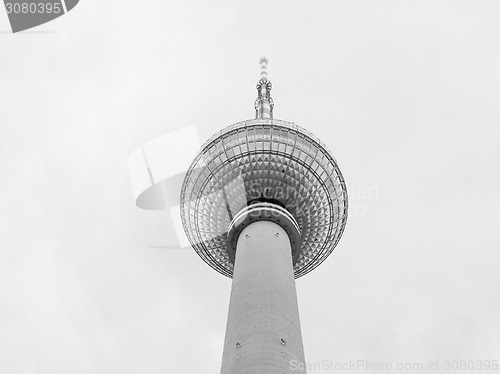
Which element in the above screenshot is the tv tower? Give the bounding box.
[180,58,348,373]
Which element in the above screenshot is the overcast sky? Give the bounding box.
[1,1,500,373]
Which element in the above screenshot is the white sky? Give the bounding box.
[1,1,500,373]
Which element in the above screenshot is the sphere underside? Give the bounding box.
[180,118,348,278]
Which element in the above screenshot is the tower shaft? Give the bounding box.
[221,221,306,374]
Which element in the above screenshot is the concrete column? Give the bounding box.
[221,221,307,374]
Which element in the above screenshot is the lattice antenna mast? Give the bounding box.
[254,57,274,119]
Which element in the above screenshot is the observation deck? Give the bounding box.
[180,118,348,278]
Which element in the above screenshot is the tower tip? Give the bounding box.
[254,57,273,118]
[259,57,269,80]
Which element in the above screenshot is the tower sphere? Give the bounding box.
[180,62,348,279]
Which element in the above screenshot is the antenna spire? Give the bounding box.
[254,57,274,119]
